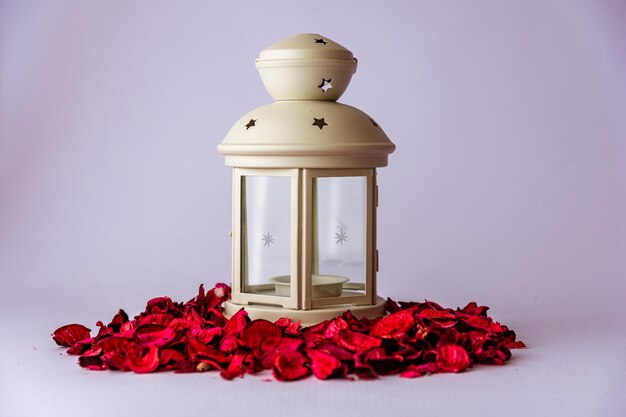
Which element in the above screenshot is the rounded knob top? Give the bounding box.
[255,33,357,101]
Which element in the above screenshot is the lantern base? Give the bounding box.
[223,297,387,327]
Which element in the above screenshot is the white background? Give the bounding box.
[1,1,625,416]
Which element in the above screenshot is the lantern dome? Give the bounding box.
[218,33,396,169]
[219,101,395,168]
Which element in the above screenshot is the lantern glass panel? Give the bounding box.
[313,176,367,297]
[241,175,291,296]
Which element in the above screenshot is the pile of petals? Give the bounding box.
[52,284,525,381]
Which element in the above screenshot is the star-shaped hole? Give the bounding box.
[314,38,327,45]
[245,119,256,130]
[312,118,328,130]
[318,78,333,93]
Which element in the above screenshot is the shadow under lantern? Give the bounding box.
[218,34,396,325]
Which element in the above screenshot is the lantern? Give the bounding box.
[218,34,395,325]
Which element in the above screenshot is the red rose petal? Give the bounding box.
[78,355,104,370]
[52,324,91,347]
[285,320,302,336]
[261,336,303,353]
[139,313,174,327]
[241,320,282,350]
[136,326,177,348]
[194,327,222,344]
[419,309,456,320]
[272,350,310,381]
[220,351,246,380]
[159,348,185,370]
[323,317,348,341]
[145,297,177,314]
[462,315,504,333]
[437,344,470,373]
[364,347,404,375]
[504,340,526,349]
[219,308,248,353]
[400,362,439,378]
[306,340,353,361]
[67,337,95,355]
[186,336,229,365]
[126,345,160,373]
[337,329,381,352]
[353,351,377,379]
[308,349,347,380]
[370,309,415,338]
[107,309,129,332]
[459,302,489,317]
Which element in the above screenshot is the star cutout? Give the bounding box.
[312,118,328,130]
[262,232,274,248]
[245,119,256,130]
[334,228,348,245]
[369,118,379,127]
[314,38,327,45]
[318,78,333,93]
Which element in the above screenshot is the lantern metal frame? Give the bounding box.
[230,167,378,313]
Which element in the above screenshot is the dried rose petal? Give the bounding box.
[353,351,377,379]
[186,336,229,365]
[194,327,222,344]
[459,302,489,317]
[78,355,104,370]
[419,309,456,320]
[364,347,404,375]
[504,340,526,349]
[107,309,129,332]
[437,344,470,373]
[221,351,246,380]
[323,317,349,341]
[219,308,248,353]
[370,309,414,338]
[159,348,185,370]
[241,320,282,350]
[462,315,504,333]
[52,324,91,347]
[145,296,177,314]
[139,313,174,327]
[285,320,302,336]
[400,362,439,378]
[126,345,159,373]
[336,329,381,352]
[136,326,177,348]
[261,336,303,353]
[67,337,95,355]
[308,349,347,380]
[273,350,310,381]
[306,340,353,361]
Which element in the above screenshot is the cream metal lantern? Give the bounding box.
[218,34,395,325]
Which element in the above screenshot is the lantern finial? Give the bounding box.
[256,33,357,101]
